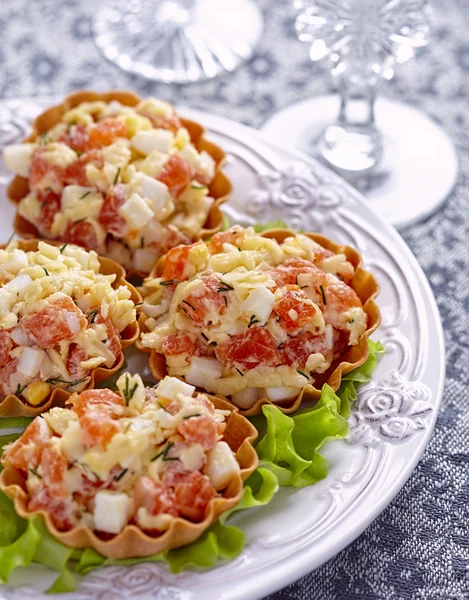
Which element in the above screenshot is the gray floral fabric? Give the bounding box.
[1,1,469,599]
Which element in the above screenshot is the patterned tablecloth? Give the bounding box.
[1,1,469,598]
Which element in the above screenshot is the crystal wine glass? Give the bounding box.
[261,0,458,229]
[93,0,264,84]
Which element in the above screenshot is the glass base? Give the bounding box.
[93,0,264,84]
[260,95,458,230]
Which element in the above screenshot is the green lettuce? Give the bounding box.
[252,219,288,232]
[0,339,383,591]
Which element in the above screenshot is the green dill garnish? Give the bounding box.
[15,383,27,396]
[223,295,228,308]
[236,368,244,376]
[183,413,201,419]
[86,308,99,323]
[297,369,309,379]
[43,267,49,276]
[151,441,175,462]
[39,131,51,145]
[6,231,15,246]
[201,332,209,342]
[217,281,234,293]
[182,300,196,311]
[80,191,91,200]
[114,468,128,482]
[301,285,308,289]
[209,341,217,347]
[191,183,208,190]
[46,376,89,388]
[123,374,139,405]
[160,280,175,286]
[319,285,327,305]
[277,343,285,350]
[134,302,143,307]
[29,467,42,478]
[113,167,121,185]
[59,243,68,253]
[73,217,87,225]
[140,236,144,248]
[248,315,260,328]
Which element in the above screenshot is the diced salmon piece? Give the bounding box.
[79,407,121,449]
[67,343,87,378]
[92,309,122,365]
[29,148,65,192]
[59,123,89,153]
[37,189,61,236]
[28,485,76,531]
[40,446,68,496]
[178,415,219,451]
[157,155,193,198]
[134,476,178,517]
[64,149,104,186]
[281,332,329,368]
[20,296,87,349]
[69,388,125,417]
[271,257,327,288]
[0,359,19,396]
[208,229,244,253]
[273,286,320,334]
[174,471,216,522]
[179,274,227,328]
[0,330,13,363]
[64,220,99,251]
[3,417,52,471]
[161,331,196,358]
[88,119,127,148]
[161,244,192,282]
[216,327,281,371]
[98,184,127,236]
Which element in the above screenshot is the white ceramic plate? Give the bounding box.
[0,97,445,600]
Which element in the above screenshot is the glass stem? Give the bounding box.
[337,75,379,134]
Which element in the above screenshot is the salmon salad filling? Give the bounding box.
[0,241,136,404]
[140,227,368,408]
[1,375,240,534]
[4,97,217,272]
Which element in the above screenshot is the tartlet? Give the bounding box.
[5,90,231,275]
[138,226,380,416]
[0,239,140,417]
[0,374,258,559]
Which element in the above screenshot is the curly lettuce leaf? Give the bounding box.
[255,384,349,488]
[252,219,288,232]
[338,339,385,418]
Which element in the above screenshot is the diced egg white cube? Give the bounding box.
[156,376,195,400]
[131,130,174,155]
[133,248,158,273]
[18,347,45,378]
[137,174,169,218]
[3,143,34,177]
[61,185,94,209]
[178,144,200,171]
[185,357,223,389]
[10,327,34,346]
[231,387,259,409]
[204,441,240,491]
[0,288,14,314]
[93,491,130,534]
[198,150,216,180]
[60,420,84,461]
[4,274,32,298]
[179,443,206,471]
[118,193,154,230]
[263,386,299,403]
[241,285,275,324]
